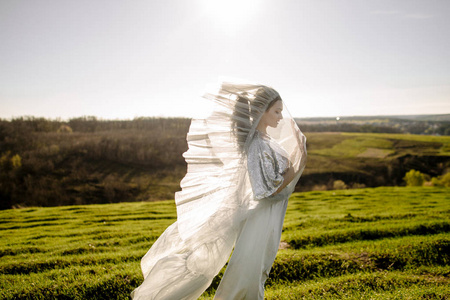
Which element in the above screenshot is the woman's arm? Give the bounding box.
[274,165,296,194]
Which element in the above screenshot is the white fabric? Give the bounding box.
[131,80,307,300]
[214,133,293,299]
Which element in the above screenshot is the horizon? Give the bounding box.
[2,112,449,122]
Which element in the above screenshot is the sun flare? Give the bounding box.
[199,0,260,35]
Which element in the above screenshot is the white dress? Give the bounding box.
[214,131,291,300]
[131,82,307,300]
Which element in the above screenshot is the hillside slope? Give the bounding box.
[1,116,449,208]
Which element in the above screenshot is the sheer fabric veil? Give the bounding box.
[131,79,307,300]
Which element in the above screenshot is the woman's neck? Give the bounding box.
[256,128,270,140]
[256,123,268,135]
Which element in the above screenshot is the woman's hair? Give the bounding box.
[232,86,281,151]
[232,94,252,149]
[266,96,282,110]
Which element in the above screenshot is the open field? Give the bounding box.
[1,187,449,299]
[301,132,450,190]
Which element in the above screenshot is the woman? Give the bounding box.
[131,80,307,300]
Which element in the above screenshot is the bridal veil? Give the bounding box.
[131,79,307,300]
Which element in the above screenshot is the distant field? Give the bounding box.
[306,132,450,160]
[302,132,450,189]
[1,187,449,299]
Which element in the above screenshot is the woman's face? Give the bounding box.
[261,100,283,128]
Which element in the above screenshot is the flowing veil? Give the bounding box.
[131,79,307,300]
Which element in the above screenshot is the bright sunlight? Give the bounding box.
[198,0,261,36]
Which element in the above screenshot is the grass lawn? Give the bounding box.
[1,187,449,299]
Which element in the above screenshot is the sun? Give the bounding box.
[199,0,260,36]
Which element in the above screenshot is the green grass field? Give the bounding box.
[304,132,450,178]
[312,132,450,157]
[1,187,449,299]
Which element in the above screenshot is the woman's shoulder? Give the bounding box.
[248,131,271,151]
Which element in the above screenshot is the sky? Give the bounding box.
[1,0,449,120]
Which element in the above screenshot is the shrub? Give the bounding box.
[0,151,12,171]
[430,173,450,187]
[333,180,347,190]
[0,152,21,171]
[57,124,73,133]
[403,170,425,187]
[350,183,366,189]
[11,154,22,169]
[312,184,328,191]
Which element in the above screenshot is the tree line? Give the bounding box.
[0,117,191,209]
[300,120,450,135]
[0,116,448,209]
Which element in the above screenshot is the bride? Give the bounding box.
[131,80,307,300]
